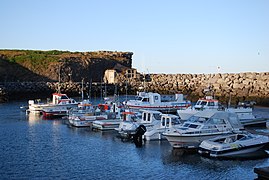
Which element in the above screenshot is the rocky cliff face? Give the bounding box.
[0,50,133,82]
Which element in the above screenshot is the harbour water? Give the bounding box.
[1,100,269,179]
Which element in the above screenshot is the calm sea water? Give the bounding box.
[1,100,269,180]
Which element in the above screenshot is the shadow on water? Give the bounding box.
[159,146,269,179]
[161,147,269,166]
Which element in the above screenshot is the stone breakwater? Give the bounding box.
[1,72,269,106]
[118,72,269,106]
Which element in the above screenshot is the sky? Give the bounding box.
[1,0,269,74]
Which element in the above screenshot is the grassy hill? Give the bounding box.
[0,49,133,82]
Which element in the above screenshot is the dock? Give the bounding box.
[241,118,268,127]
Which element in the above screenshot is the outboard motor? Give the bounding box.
[133,125,147,147]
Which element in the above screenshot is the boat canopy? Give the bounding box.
[210,111,243,129]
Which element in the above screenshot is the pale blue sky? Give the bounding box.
[1,0,268,74]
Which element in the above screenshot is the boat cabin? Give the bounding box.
[194,96,220,110]
[140,110,162,124]
[160,114,181,129]
[135,92,184,104]
[52,93,76,105]
[179,111,243,133]
[121,111,139,121]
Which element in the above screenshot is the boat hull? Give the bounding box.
[42,110,69,119]
[199,143,267,158]
[164,132,228,148]
[68,119,93,127]
[126,104,189,113]
[143,128,167,141]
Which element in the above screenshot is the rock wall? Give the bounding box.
[117,72,269,106]
[1,72,269,106]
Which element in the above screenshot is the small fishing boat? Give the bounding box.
[198,132,269,158]
[115,110,161,139]
[28,93,78,113]
[177,95,222,120]
[177,95,267,126]
[125,92,191,113]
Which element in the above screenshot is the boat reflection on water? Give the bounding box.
[171,148,197,157]
[27,112,42,126]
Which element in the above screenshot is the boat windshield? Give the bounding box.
[237,134,252,141]
[197,100,207,106]
[61,95,69,100]
[142,98,149,102]
[171,118,180,125]
[153,113,162,120]
[183,123,190,127]
[208,102,215,106]
[136,96,143,101]
[207,118,226,125]
[188,116,208,123]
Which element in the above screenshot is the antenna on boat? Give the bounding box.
[125,71,128,102]
[100,77,103,102]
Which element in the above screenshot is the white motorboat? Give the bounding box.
[177,96,222,121]
[193,96,222,110]
[226,107,268,126]
[198,132,269,158]
[115,110,162,139]
[28,93,78,113]
[143,114,182,141]
[177,95,267,126]
[125,92,191,113]
[163,110,243,149]
[114,111,140,134]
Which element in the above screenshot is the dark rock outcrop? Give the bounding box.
[0,50,133,82]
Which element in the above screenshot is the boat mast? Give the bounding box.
[125,71,128,102]
[104,81,107,98]
[57,64,61,93]
[100,77,103,102]
[88,78,92,101]
[81,78,84,100]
